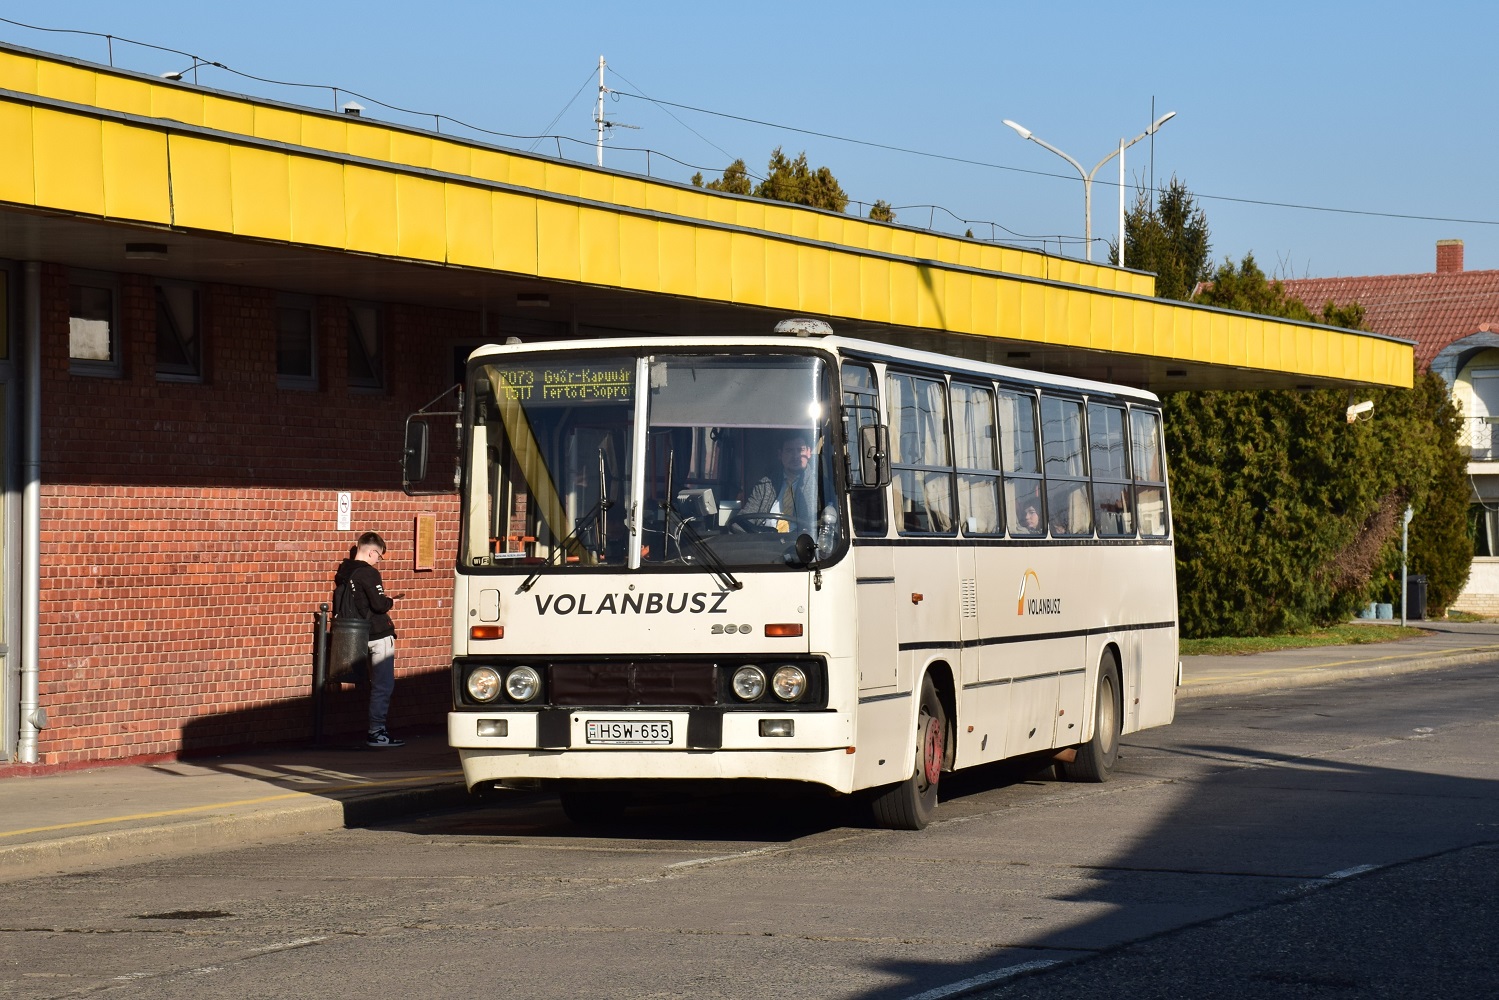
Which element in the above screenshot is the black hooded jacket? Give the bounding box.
[333,557,396,640]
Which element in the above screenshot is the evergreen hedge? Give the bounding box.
[1165,372,1469,637]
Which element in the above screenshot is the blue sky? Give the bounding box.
[3,1,1495,278]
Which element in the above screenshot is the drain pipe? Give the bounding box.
[17,262,42,763]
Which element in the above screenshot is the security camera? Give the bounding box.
[1346,400,1374,423]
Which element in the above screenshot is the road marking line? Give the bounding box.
[0,772,462,839]
[1324,864,1378,879]
[247,936,327,956]
[666,844,790,870]
[903,959,1060,1000]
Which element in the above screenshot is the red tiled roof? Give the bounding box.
[1280,270,1499,370]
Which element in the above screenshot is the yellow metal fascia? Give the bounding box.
[101,121,171,223]
[0,45,1157,299]
[0,89,1413,389]
[0,101,34,206]
[31,106,104,216]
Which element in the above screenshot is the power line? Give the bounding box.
[610,89,1499,229]
[606,64,739,166]
[528,67,597,153]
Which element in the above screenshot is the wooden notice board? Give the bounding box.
[414,513,436,571]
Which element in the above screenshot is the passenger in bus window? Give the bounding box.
[1007,479,1045,537]
[743,432,817,532]
[1021,503,1041,532]
[1047,481,1093,536]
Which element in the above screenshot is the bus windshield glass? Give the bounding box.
[463,351,844,572]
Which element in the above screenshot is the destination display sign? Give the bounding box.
[489,364,634,405]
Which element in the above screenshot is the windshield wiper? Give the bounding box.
[516,447,614,594]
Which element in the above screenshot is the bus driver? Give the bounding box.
[743,432,818,532]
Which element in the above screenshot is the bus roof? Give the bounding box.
[466,334,1163,405]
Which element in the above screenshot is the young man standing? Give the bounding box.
[334,531,404,748]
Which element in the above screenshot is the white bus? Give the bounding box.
[406,321,1178,829]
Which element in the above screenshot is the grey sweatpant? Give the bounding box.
[367,635,396,732]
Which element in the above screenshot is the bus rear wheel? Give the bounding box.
[1057,652,1121,783]
[871,675,946,830]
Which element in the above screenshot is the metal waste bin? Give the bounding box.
[329,615,371,681]
[1404,574,1427,621]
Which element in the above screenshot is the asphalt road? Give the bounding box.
[4,663,1497,1000]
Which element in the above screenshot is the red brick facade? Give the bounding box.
[34,264,470,765]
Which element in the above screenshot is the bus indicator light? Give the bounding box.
[470,625,504,640]
[764,623,803,637]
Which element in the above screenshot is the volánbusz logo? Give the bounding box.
[1016,569,1062,616]
[534,591,731,616]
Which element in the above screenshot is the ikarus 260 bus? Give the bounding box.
[403,319,1178,828]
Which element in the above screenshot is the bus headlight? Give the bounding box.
[732,665,767,701]
[505,665,541,702]
[466,666,502,703]
[771,665,808,702]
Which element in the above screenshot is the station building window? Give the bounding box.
[68,270,120,377]
[348,302,383,390]
[277,294,317,389]
[155,281,202,382]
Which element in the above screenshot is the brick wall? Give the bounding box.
[35,264,471,765]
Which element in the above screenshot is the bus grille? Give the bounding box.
[549,661,718,707]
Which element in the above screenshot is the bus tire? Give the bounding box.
[558,780,629,825]
[1058,652,1121,783]
[871,675,946,830]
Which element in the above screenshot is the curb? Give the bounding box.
[0,779,470,883]
[1178,647,1499,700]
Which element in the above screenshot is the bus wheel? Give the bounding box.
[1058,652,1121,783]
[558,780,630,825]
[871,675,946,830]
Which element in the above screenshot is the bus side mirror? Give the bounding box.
[402,419,429,486]
[402,385,463,496]
[858,424,891,488]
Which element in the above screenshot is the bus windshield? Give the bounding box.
[463,351,844,572]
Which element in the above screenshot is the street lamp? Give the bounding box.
[1002,111,1176,264]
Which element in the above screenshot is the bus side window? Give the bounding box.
[842,363,887,536]
[1130,408,1169,536]
[887,371,955,535]
[1040,394,1093,537]
[998,390,1045,536]
[951,382,1002,535]
[1088,402,1134,537]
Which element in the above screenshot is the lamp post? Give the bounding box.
[1002,112,1176,263]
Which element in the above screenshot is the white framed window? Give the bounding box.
[155,281,202,382]
[68,270,121,377]
[347,302,383,390]
[277,294,317,389]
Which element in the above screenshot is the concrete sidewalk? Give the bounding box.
[4,619,1498,882]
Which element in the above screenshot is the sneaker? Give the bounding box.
[366,729,405,748]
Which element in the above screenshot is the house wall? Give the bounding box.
[34,264,471,765]
[1453,558,1499,615]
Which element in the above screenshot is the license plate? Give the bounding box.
[585,719,673,745]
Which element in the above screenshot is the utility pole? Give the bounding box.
[1401,505,1414,627]
[595,56,606,167]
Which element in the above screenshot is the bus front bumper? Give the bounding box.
[448,709,857,791]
